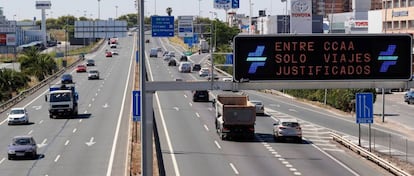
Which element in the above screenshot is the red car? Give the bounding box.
[105,51,113,57]
[76,65,87,72]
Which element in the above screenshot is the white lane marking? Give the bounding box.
[288,109,297,112]
[286,164,293,167]
[106,40,135,176]
[92,98,95,102]
[203,125,209,131]
[85,137,96,146]
[229,163,239,175]
[84,110,87,114]
[214,140,221,149]
[282,161,289,165]
[173,107,179,111]
[28,130,33,135]
[0,158,5,164]
[183,94,187,98]
[294,172,302,175]
[54,155,60,162]
[79,119,83,123]
[73,128,77,133]
[195,112,200,118]
[322,148,344,152]
[88,104,92,107]
[98,88,101,91]
[39,120,43,124]
[96,93,98,96]
[189,102,192,107]
[65,140,70,146]
[278,158,285,161]
[290,168,297,171]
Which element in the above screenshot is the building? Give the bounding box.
[382,0,414,35]
[313,0,382,16]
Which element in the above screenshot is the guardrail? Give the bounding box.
[331,132,412,176]
[0,39,104,114]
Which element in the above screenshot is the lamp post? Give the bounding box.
[115,5,118,18]
[97,0,101,20]
[249,0,252,33]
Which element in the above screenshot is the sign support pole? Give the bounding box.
[139,0,153,175]
[358,123,361,146]
[369,123,372,152]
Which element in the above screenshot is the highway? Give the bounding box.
[0,36,135,176]
[146,37,393,176]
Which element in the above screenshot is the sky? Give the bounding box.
[0,0,287,21]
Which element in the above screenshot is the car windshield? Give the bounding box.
[281,122,300,127]
[89,70,98,73]
[13,138,32,145]
[50,92,71,102]
[10,109,25,114]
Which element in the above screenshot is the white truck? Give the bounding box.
[45,83,79,118]
[214,94,256,140]
[199,39,209,53]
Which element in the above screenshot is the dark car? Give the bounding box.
[192,90,209,102]
[192,64,201,71]
[8,136,37,160]
[61,74,73,84]
[180,55,188,62]
[86,59,95,66]
[404,90,414,104]
[150,48,158,58]
[168,59,177,66]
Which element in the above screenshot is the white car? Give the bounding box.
[111,50,119,55]
[199,68,210,77]
[88,70,100,80]
[7,107,29,125]
[250,100,264,115]
[273,118,302,143]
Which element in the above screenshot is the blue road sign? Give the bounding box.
[356,93,373,124]
[132,90,141,122]
[151,16,174,37]
[193,34,199,44]
[136,50,139,62]
[184,37,193,44]
[232,0,240,9]
[226,54,233,64]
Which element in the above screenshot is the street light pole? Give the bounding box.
[115,5,118,18]
[97,0,101,20]
[249,0,252,33]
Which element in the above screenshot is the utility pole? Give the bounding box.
[97,0,101,20]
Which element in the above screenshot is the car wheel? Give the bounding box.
[8,155,12,160]
[296,137,302,143]
[32,151,37,159]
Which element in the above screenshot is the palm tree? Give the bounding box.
[19,46,58,81]
[166,7,172,16]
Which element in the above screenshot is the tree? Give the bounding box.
[166,7,172,16]
[0,68,29,101]
[18,47,58,81]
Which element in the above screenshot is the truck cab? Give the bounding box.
[45,84,79,118]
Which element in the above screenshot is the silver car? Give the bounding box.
[273,118,302,143]
[8,136,37,160]
[7,107,29,125]
[88,70,100,80]
[250,100,264,115]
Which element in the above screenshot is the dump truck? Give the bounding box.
[199,39,209,53]
[214,94,256,140]
[45,83,79,118]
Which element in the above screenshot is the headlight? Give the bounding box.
[8,150,15,154]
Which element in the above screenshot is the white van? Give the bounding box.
[178,62,192,73]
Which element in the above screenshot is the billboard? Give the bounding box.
[233,34,412,81]
[290,0,312,33]
[6,34,16,46]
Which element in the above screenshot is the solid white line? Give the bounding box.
[195,112,200,118]
[148,42,180,175]
[54,155,60,162]
[322,148,344,152]
[64,140,70,146]
[106,37,135,176]
[203,124,209,131]
[311,143,359,176]
[0,158,5,164]
[229,163,239,175]
[28,130,33,135]
[214,140,221,149]
[72,128,77,133]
